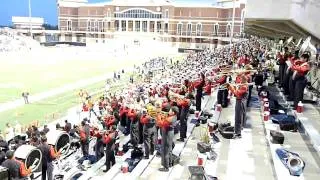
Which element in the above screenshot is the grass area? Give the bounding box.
[0,48,145,103]
[0,51,185,131]
[0,77,129,130]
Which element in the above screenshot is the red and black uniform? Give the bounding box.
[119,106,129,128]
[194,78,205,111]
[140,113,156,157]
[291,61,310,109]
[103,131,116,172]
[128,109,139,147]
[215,75,227,85]
[93,128,104,161]
[104,115,116,129]
[38,142,60,180]
[79,124,90,158]
[204,81,212,95]
[156,114,177,169]
[229,84,248,136]
[177,98,190,140]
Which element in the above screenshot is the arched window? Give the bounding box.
[177,22,183,36]
[187,23,192,36]
[115,8,162,19]
[196,23,202,36]
[226,23,231,37]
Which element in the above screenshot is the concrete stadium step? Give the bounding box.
[262,85,320,180]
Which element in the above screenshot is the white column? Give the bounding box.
[126,20,129,31]
[72,34,77,42]
[147,20,150,32]
[119,20,122,31]
[60,34,65,41]
[154,21,157,33]
[133,21,136,32]
[140,20,142,32]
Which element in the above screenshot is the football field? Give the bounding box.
[0,42,183,130]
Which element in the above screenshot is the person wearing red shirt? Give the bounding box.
[292,53,311,109]
[204,81,212,96]
[140,110,156,159]
[119,105,129,135]
[194,73,205,111]
[228,76,248,139]
[128,108,139,148]
[237,54,250,67]
[102,126,116,172]
[176,96,191,142]
[277,48,287,88]
[215,75,227,85]
[157,106,178,172]
[93,127,104,161]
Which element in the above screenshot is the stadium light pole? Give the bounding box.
[28,0,33,38]
[230,0,236,45]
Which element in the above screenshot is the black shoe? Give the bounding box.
[177,138,184,142]
[103,169,109,173]
[144,156,149,159]
[159,167,169,172]
[232,134,242,139]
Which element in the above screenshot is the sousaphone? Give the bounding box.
[299,36,317,61]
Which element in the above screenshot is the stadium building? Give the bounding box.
[57,0,246,47]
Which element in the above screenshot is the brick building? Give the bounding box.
[57,0,246,45]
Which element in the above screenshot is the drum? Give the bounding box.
[14,145,42,172]
[217,86,228,108]
[47,130,71,155]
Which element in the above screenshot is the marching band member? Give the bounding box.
[194,73,205,111]
[128,107,139,148]
[204,80,212,96]
[119,104,129,135]
[176,95,191,142]
[103,126,117,172]
[291,53,311,109]
[38,136,61,180]
[277,50,286,88]
[1,150,32,180]
[157,106,179,172]
[79,120,90,158]
[140,109,156,159]
[227,75,248,139]
[93,127,104,161]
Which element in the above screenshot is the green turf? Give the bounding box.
[0,55,143,103]
[0,78,129,130]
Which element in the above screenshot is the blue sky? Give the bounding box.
[0,0,216,26]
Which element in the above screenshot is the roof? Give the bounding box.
[12,17,44,24]
[58,0,243,8]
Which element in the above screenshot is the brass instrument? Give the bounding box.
[299,36,317,61]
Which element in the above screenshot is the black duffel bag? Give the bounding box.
[197,142,211,153]
[279,115,297,131]
[131,147,144,159]
[270,130,284,144]
[218,122,234,139]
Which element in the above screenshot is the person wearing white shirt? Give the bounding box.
[4,123,14,142]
